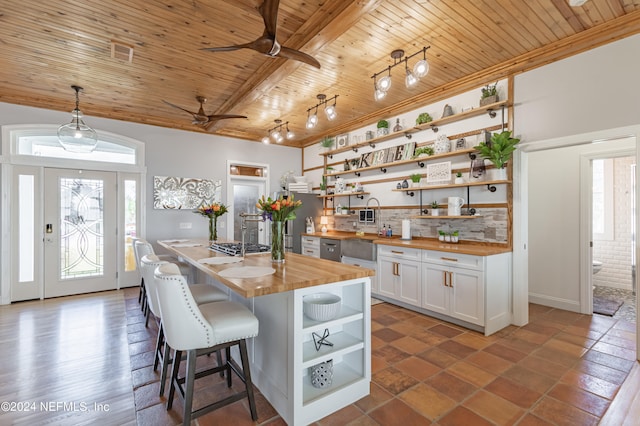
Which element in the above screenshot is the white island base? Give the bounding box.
[227,277,371,425]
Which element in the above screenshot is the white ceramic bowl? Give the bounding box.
[303,293,341,321]
[293,176,307,183]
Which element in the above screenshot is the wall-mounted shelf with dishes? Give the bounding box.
[320,100,508,159]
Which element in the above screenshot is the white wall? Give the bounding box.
[515,34,640,312]
[0,102,302,247]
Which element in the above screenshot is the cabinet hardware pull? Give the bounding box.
[442,271,448,287]
[393,262,399,276]
[441,257,458,262]
[391,250,404,254]
[448,271,453,287]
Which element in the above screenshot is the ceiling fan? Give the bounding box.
[201,0,321,69]
[163,96,247,130]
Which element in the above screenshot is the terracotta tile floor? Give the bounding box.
[125,288,637,425]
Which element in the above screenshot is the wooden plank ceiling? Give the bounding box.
[0,0,639,148]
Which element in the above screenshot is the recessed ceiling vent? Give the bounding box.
[110,40,134,63]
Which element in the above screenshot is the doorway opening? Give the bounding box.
[591,157,637,321]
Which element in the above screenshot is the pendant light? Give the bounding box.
[57,85,98,153]
[405,58,418,89]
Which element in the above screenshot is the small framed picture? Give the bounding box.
[336,134,349,148]
[455,138,466,150]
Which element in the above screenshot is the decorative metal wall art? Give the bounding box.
[153,176,221,209]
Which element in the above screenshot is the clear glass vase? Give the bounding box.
[271,221,285,263]
[209,217,218,242]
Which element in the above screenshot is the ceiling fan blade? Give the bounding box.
[202,42,254,53]
[258,0,279,39]
[278,46,321,69]
[163,100,198,117]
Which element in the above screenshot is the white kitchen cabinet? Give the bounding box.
[422,261,484,326]
[301,236,320,258]
[377,247,421,307]
[376,244,512,335]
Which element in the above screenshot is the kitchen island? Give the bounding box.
[158,240,373,425]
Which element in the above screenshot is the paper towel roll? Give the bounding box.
[401,219,411,240]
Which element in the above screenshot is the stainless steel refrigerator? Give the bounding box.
[284,192,323,254]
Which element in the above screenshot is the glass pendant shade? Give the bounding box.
[306,113,318,129]
[376,75,391,92]
[286,129,295,139]
[405,68,418,88]
[57,109,98,153]
[324,104,337,121]
[262,136,270,144]
[413,59,429,78]
[374,89,386,101]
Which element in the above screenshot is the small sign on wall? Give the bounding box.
[426,161,452,183]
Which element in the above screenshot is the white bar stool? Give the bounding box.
[154,264,259,425]
[140,255,228,396]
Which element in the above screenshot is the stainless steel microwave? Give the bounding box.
[359,209,375,223]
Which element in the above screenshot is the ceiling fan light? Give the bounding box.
[377,75,391,92]
[405,68,418,88]
[413,59,429,78]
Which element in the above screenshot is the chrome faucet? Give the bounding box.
[239,212,265,258]
[366,197,382,235]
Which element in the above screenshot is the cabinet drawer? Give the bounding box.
[422,250,484,270]
[301,246,320,258]
[377,245,421,261]
[301,236,320,248]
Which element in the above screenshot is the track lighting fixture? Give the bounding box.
[371,46,430,100]
[263,119,293,144]
[57,85,98,153]
[306,94,339,127]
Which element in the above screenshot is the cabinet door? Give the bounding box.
[397,259,421,307]
[422,263,450,315]
[377,257,397,299]
[450,268,484,326]
[343,257,378,294]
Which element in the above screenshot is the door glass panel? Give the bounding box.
[124,179,137,272]
[60,177,104,279]
[18,175,35,282]
[233,184,261,243]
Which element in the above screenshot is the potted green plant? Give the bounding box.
[473,130,520,180]
[431,201,439,216]
[451,230,459,243]
[320,136,335,150]
[376,119,389,137]
[409,173,422,187]
[319,175,327,195]
[480,81,498,106]
[454,171,464,184]
[416,112,433,125]
[438,230,445,241]
[412,146,434,158]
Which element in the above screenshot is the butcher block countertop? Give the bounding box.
[157,239,374,298]
[302,231,512,256]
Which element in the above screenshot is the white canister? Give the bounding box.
[434,134,451,154]
[447,197,465,216]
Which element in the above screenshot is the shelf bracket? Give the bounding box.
[380,167,387,173]
[422,209,429,215]
[352,147,359,153]
[430,124,439,133]
[406,191,415,197]
[368,142,376,149]
[355,193,364,200]
[328,154,333,159]
[417,161,425,168]
[404,132,412,139]
[486,184,497,192]
[353,171,361,177]
[487,108,496,118]
[468,152,476,160]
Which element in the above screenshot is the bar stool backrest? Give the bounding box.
[140,254,169,318]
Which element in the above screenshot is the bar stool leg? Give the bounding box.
[167,350,182,411]
[182,349,198,426]
[239,339,258,421]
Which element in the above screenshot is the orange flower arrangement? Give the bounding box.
[256,194,302,222]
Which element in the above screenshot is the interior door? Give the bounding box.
[43,168,117,298]
[230,178,266,244]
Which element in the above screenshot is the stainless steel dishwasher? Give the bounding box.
[320,238,341,262]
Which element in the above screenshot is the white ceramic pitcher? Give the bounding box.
[447,197,465,216]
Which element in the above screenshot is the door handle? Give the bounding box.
[443,271,448,287]
[391,250,404,254]
[46,223,53,233]
[392,262,399,276]
[441,257,458,262]
[449,271,453,287]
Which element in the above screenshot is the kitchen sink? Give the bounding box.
[342,238,376,262]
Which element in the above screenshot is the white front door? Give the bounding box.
[43,168,117,298]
